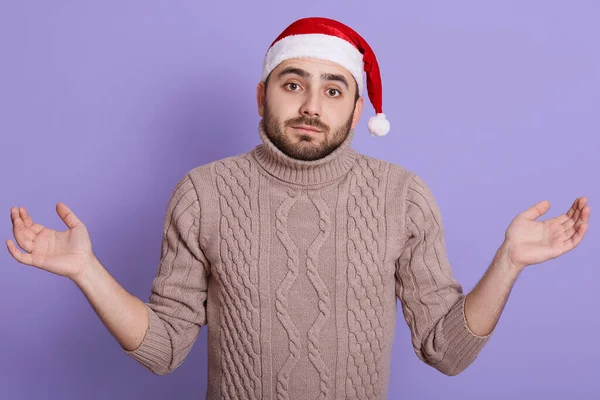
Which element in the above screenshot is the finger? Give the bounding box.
[19,206,44,234]
[573,206,582,228]
[11,208,36,245]
[13,229,34,253]
[10,207,21,224]
[11,208,28,234]
[563,226,575,239]
[522,200,550,221]
[566,223,588,249]
[573,197,587,218]
[6,239,34,265]
[10,207,15,223]
[565,199,582,228]
[12,211,36,241]
[580,205,591,224]
[11,213,34,253]
[561,217,575,231]
[11,208,22,234]
[56,202,81,229]
[572,206,589,231]
[20,206,33,227]
[566,198,580,218]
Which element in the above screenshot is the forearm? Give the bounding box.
[464,242,522,336]
[72,255,149,351]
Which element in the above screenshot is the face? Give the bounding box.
[256,58,364,161]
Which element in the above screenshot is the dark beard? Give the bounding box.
[263,100,355,161]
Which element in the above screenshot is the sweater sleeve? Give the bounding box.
[124,173,210,375]
[395,174,492,376]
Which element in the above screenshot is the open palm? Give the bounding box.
[6,203,93,280]
[505,197,590,270]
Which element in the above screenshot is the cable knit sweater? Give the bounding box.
[124,120,493,399]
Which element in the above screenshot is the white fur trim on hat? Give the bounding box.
[368,113,390,136]
[261,33,365,94]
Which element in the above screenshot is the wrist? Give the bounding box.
[496,241,525,277]
[71,253,101,287]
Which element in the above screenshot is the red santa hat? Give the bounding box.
[260,17,390,137]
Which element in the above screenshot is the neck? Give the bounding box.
[251,119,358,186]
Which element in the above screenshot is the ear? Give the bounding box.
[350,96,364,130]
[256,81,266,117]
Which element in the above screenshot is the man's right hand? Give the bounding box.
[6,202,149,352]
[6,202,94,281]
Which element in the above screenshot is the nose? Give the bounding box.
[299,88,322,118]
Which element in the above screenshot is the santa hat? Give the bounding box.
[260,17,390,137]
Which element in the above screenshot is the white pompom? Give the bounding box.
[368,113,390,137]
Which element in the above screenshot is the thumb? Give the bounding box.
[521,200,550,221]
[56,202,82,229]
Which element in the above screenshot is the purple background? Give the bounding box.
[1,1,598,399]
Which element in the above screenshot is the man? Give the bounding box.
[6,17,591,400]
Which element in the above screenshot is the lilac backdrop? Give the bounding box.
[1,1,598,399]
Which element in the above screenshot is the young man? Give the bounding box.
[7,17,591,400]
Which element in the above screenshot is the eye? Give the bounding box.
[327,88,341,97]
[284,82,302,91]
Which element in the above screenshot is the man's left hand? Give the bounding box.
[502,197,591,271]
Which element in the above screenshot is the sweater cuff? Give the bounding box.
[124,305,172,374]
[441,296,493,373]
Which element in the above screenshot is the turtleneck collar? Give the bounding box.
[251,119,358,186]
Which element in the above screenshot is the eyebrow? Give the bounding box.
[277,67,350,90]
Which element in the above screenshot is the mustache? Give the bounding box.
[285,116,329,132]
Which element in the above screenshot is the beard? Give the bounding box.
[263,99,355,161]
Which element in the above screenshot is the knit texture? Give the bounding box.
[125,120,493,399]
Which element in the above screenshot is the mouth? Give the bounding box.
[291,125,322,134]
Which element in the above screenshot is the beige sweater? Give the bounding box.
[125,120,493,399]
